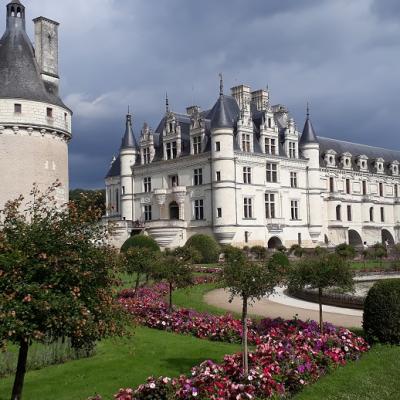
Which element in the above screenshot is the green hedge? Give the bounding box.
[185,234,220,264]
[363,279,400,344]
[121,234,160,253]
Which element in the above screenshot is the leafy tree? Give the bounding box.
[152,255,193,312]
[0,184,128,400]
[289,254,353,333]
[335,243,356,260]
[69,188,106,218]
[223,250,282,376]
[123,247,160,295]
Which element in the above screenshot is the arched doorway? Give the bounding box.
[382,229,394,245]
[268,236,282,249]
[348,229,363,247]
[169,201,180,220]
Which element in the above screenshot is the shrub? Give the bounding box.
[184,234,220,264]
[289,244,304,258]
[335,243,356,260]
[121,234,160,253]
[250,245,267,260]
[363,279,400,344]
[276,245,287,253]
[313,246,328,256]
[370,243,387,260]
[174,246,202,263]
[268,252,290,272]
[221,245,246,264]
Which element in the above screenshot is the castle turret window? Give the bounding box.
[46,107,53,118]
[216,171,221,182]
[215,141,221,152]
[266,163,278,183]
[14,103,21,113]
[217,208,222,218]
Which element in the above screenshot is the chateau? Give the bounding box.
[0,1,71,209]
[105,79,400,250]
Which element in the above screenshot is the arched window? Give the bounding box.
[369,207,374,222]
[336,205,341,221]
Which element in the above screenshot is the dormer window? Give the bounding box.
[265,137,277,155]
[340,152,352,170]
[192,136,202,155]
[288,141,297,158]
[14,103,22,113]
[143,147,151,164]
[374,158,385,174]
[166,141,177,160]
[356,155,369,171]
[390,160,399,176]
[242,134,251,152]
[324,150,337,167]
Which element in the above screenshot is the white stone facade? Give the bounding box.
[105,84,400,250]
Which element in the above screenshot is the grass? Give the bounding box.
[350,260,392,270]
[0,327,240,400]
[294,344,400,400]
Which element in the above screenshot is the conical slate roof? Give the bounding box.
[0,1,67,108]
[209,94,238,129]
[121,113,138,149]
[299,112,318,146]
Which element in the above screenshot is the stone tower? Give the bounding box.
[0,0,72,209]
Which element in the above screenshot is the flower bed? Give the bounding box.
[96,283,370,399]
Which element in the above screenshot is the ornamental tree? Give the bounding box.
[223,250,282,376]
[289,253,354,333]
[152,255,193,312]
[0,184,128,400]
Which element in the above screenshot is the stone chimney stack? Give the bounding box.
[251,89,269,111]
[33,16,60,94]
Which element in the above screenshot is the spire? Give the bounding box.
[210,75,236,130]
[299,103,318,147]
[219,73,224,97]
[165,92,169,114]
[121,111,138,149]
[6,0,26,31]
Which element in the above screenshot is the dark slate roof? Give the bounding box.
[121,114,138,149]
[208,94,239,129]
[319,136,400,172]
[0,3,68,109]
[299,116,318,146]
[105,156,121,178]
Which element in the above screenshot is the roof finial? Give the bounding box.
[306,102,310,118]
[127,105,130,115]
[219,73,224,96]
[165,92,169,113]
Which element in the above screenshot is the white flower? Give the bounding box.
[149,382,156,389]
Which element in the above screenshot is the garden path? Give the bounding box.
[205,287,363,328]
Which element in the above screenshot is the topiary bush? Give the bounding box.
[363,279,400,344]
[184,234,220,264]
[335,243,356,260]
[121,234,160,253]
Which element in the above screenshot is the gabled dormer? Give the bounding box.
[324,149,337,167]
[162,99,182,160]
[340,152,352,170]
[188,105,206,155]
[283,117,299,159]
[356,155,368,171]
[390,160,399,176]
[374,157,385,174]
[140,122,155,165]
[259,107,279,156]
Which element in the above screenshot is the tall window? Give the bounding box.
[289,142,296,158]
[194,168,203,186]
[216,171,221,181]
[379,183,384,197]
[194,199,204,220]
[115,189,119,214]
[380,207,385,222]
[144,177,152,193]
[396,184,399,198]
[290,200,299,220]
[336,205,341,221]
[369,207,374,222]
[290,172,297,188]
[266,163,278,183]
[166,141,177,160]
[268,117,272,128]
[329,177,334,193]
[46,107,53,118]
[170,175,179,187]
[243,167,252,184]
[143,147,151,164]
[243,197,253,219]
[362,180,367,195]
[242,134,251,152]
[264,138,276,155]
[347,205,352,221]
[215,141,221,152]
[144,205,152,221]
[346,179,351,194]
[193,136,201,154]
[217,208,222,218]
[265,193,276,219]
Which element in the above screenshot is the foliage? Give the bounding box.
[0,183,128,400]
[276,245,287,253]
[313,246,328,257]
[369,243,387,261]
[121,234,160,253]
[268,251,290,274]
[151,255,193,312]
[173,246,202,264]
[289,244,304,258]
[335,243,356,260]
[289,254,354,332]
[221,244,246,264]
[184,234,220,264]
[363,279,400,344]
[69,188,106,218]
[250,245,268,260]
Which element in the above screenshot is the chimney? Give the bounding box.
[33,16,60,93]
[251,89,269,111]
[231,85,251,113]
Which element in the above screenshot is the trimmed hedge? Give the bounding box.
[363,279,400,344]
[121,234,160,253]
[184,234,220,264]
[335,243,356,260]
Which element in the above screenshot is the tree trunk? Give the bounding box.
[241,296,249,376]
[133,273,141,296]
[11,339,29,400]
[169,282,173,313]
[318,288,323,334]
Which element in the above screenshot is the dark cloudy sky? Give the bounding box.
[3,0,400,188]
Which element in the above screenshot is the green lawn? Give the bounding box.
[350,260,392,270]
[0,327,240,400]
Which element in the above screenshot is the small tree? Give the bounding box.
[123,247,160,294]
[370,243,387,267]
[223,251,282,376]
[152,255,193,312]
[0,184,127,400]
[174,246,201,264]
[335,243,356,260]
[289,254,353,333]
